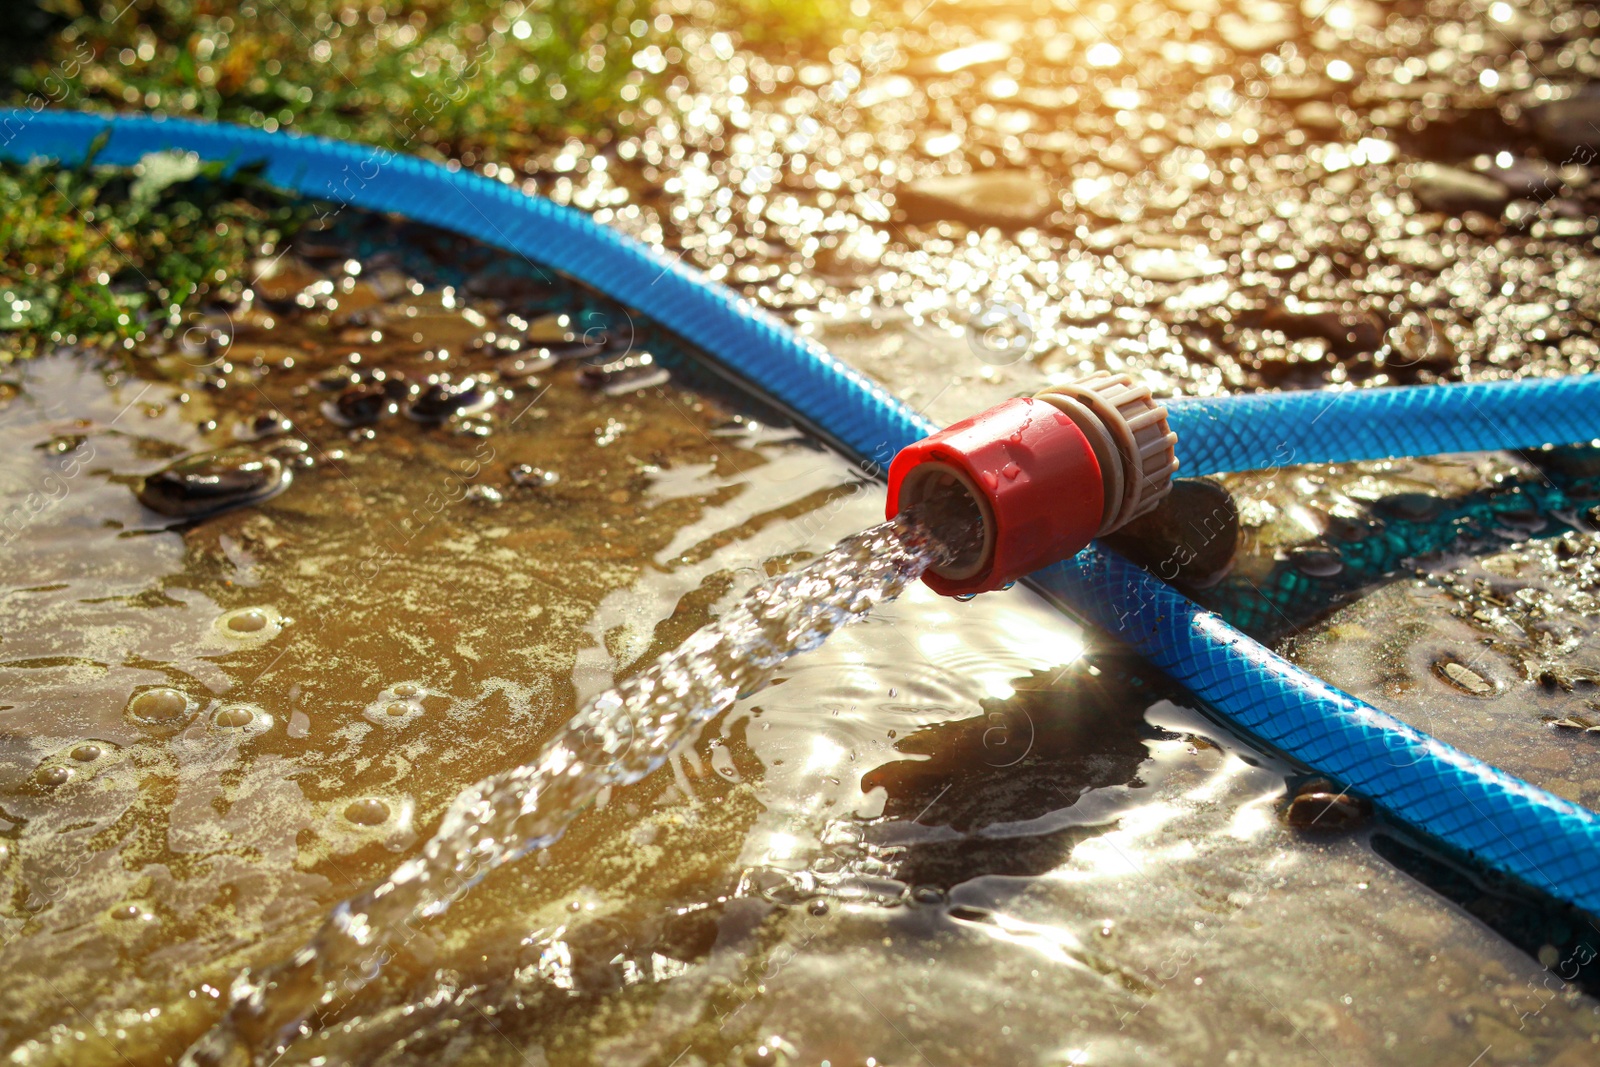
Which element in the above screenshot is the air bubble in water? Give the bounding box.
[344,799,391,826]
[213,705,257,728]
[128,687,191,723]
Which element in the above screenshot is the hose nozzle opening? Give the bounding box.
[894,461,992,582]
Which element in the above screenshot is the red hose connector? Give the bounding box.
[887,372,1178,596]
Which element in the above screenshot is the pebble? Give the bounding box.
[406,378,495,422]
[234,413,293,442]
[496,351,558,381]
[524,313,576,344]
[1436,659,1495,696]
[1290,547,1345,578]
[896,172,1055,229]
[1217,11,1293,53]
[1478,157,1562,200]
[326,383,397,427]
[1527,89,1600,156]
[268,438,314,467]
[1409,163,1511,216]
[1260,305,1386,357]
[578,352,671,396]
[38,434,87,455]
[1122,247,1226,283]
[1373,492,1443,522]
[511,465,560,488]
[1293,102,1343,137]
[1285,779,1371,831]
[250,258,324,304]
[137,447,292,519]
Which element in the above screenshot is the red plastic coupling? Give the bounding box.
[886,373,1178,597]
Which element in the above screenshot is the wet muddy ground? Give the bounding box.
[7,0,1600,1063]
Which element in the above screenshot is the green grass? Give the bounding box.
[14,0,666,162]
[0,143,310,361]
[1,0,863,359]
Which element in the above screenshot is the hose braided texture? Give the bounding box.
[1168,377,1600,476]
[7,109,1600,916]
[1036,550,1600,914]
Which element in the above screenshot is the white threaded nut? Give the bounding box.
[1034,372,1179,536]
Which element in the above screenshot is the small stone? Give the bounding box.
[234,413,293,442]
[1122,247,1227,282]
[1374,492,1443,521]
[464,484,504,506]
[1409,163,1511,215]
[37,434,87,455]
[1260,304,1386,357]
[1293,102,1343,136]
[1525,444,1600,480]
[314,368,358,392]
[1478,157,1563,200]
[1527,89,1600,156]
[137,447,292,519]
[1285,779,1370,831]
[1217,11,1293,53]
[1290,547,1345,578]
[326,383,396,427]
[406,378,495,422]
[577,351,671,396]
[511,465,560,488]
[495,352,557,381]
[897,171,1055,229]
[1436,659,1495,696]
[251,258,324,304]
[523,313,576,344]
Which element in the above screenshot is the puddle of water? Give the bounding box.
[187,494,976,1063]
[9,0,1600,1060]
[3,222,1598,1067]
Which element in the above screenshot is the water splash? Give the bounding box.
[183,498,976,1064]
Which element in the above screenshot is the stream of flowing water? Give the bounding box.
[182,497,978,1065]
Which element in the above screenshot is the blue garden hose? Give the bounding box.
[1167,380,1600,477]
[6,110,1600,917]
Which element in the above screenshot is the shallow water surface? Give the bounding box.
[9,0,1600,1060]
[1,232,1597,1065]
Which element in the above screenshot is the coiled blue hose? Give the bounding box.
[6,110,1600,916]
